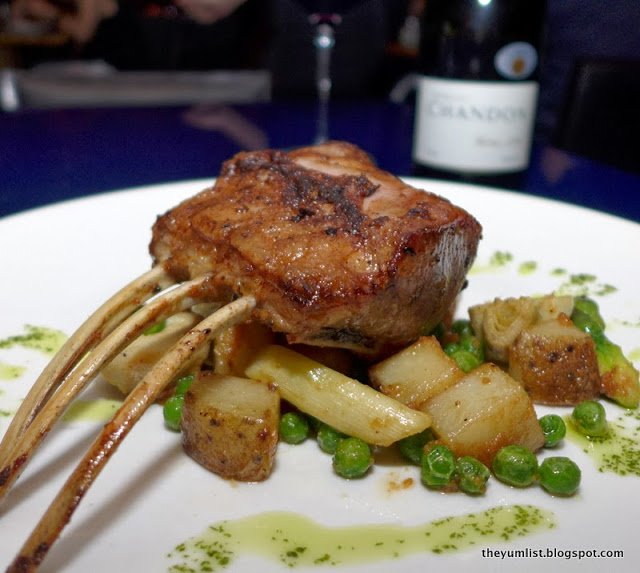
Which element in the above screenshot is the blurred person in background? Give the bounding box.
[8,0,412,97]
[8,0,267,70]
[8,1,640,114]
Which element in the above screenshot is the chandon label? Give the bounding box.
[426,102,528,122]
[413,77,538,173]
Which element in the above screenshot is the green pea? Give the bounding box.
[538,456,581,496]
[421,445,456,488]
[174,374,195,396]
[317,424,347,454]
[443,343,481,373]
[571,400,608,437]
[443,341,461,355]
[332,437,373,479]
[492,445,538,487]
[444,332,484,372]
[451,319,474,338]
[456,331,477,348]
[163,395,184,432]
[397,429,434,465]
[459,334,484,359]
[456,456,490,495]
[279,411,310,444]
[453,349,483,372]
[539,414,567,447]
[143,319,167,335]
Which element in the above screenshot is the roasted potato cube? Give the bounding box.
[422,364,544,465]
[181,372,280,482]
[102,312,207,395]
[213,321,276,376]
[369,336,464,408]
[508,316,600,405]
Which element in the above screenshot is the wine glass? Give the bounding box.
[309,12,339,143]
[291,1,367,143]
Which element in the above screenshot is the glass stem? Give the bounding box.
[313,22,335,144]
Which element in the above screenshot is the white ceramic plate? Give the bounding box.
[1,179,638,573]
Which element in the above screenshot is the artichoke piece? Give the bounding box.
[469,295,574,363]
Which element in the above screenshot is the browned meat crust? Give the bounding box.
[150,141,482,355]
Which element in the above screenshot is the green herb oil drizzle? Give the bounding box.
[167,505,555,572]
[566,410,640,476]
[0,325,67,355]
[554,274,617,297]
[468,252,619,298]
[62,399,123,423]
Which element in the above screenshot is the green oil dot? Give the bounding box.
[0,362,26,380]
[469,251,515,275]
[518,261,538,275]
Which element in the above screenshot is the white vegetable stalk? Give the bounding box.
[245,345,431,447]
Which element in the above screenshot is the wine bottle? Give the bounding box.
[412,0,546,189]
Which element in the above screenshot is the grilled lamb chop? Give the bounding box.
[150,141,482,354]
[3,144,482,571]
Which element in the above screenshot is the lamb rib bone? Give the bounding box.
[0,265,172,469]
[6,295,256,573]
[0,272,214,503]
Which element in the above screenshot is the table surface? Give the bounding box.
[1,100,639,222]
